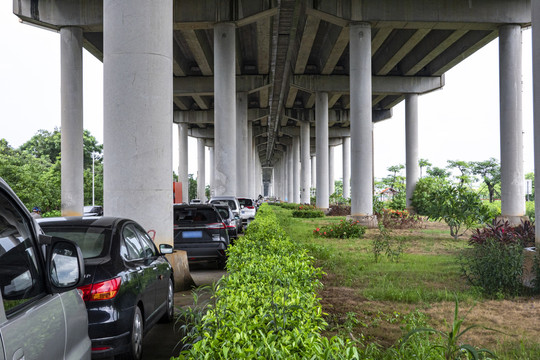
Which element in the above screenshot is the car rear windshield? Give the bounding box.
[211,200,237,210]
[238,198,253,207]
[216,208,230,219]
[174,207,219,225]
[40,226,110,259]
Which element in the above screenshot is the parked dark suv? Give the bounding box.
[173,204,229,268]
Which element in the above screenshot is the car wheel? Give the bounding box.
[159,278,174,323]
[119,306,143,360]
[217,259,227,270]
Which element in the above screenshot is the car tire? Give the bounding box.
[217,259,227,270]
[159,278,174,323]
[119,306,143,360]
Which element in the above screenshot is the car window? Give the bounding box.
[174,207,219,224]
[0,190,45,316]
[123,225,144,260]
[211,200,237,211]
[216,208,229,219]
[238,198,253,207]
[133,226,156,259]
[40,226,109,259]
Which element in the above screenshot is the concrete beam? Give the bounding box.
[292,75,444,95]
[283,109,391,124]
[173,75,268,96]
[295,15,321,73]
[173,109,269,124]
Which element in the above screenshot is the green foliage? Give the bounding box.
[313,219,366,239]
[188,174,197,201]
[446,159,473,186]
[471,158,501,203]
[460,238,525,297]
[175,204,359,359]
[19,128,102,169]
[526,201,535,222]
[83,160,103,206]
[412,178,490,239]
[379,209,423,229]
[292,209,325,218]
[401,297,498,360]
[371,223,405,263]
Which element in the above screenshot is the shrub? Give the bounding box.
[326,205,351,216]
[460,238,525,297]
[526,201,535,222]
[470,220,535,248]
[371,223,405,263]
[175,203,359,359]
[292,209,325,218]
[378,209,423,229]
[313,219,366,239]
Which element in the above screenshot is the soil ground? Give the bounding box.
[317,220,540,354]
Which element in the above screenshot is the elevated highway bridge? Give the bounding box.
[13,0,539,256]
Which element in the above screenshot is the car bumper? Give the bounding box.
[87,305,134,358]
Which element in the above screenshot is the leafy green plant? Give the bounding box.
[379,208,423,229]
[175,203,359,359]
[470,220,535,248]
[371,223,405,263]
[412,178,490,239]
[313,219,366,239]
[401,297,499,360]
[460,238,524,297]
[292,209,325,218]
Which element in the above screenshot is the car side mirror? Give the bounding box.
[160,244,174,255]
[46,238,85,293]
[235,215,240,220]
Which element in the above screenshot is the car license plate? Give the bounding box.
[182,231,202,239]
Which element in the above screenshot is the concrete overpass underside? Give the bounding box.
[13,0,534,242]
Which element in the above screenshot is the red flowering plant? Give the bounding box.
[313,219,366,239]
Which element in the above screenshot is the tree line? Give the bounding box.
[0,129,102,215]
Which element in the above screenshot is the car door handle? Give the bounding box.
[13,348,24,360]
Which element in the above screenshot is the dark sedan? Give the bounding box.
[38,216,174,360]
[173,204,229,269]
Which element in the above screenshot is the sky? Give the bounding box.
[0,2,535,184]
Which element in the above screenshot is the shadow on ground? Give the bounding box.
[141,262,226,360]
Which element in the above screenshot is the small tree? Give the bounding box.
[418,158,431,178]
[471,158,500,203]
[446,160,473,186]
[188,174,197,201]
[412,178,489,239]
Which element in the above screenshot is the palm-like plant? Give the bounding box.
[401,297,499,359]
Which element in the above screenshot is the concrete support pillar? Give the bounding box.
[329,146,336,196]
[214,23,236,195]
[293,136,300,203]
[311,155,316,189]
[316,92,329,209]
[176,120,189,204]
[197,138,206,201]
[499,25,525,224]
[236,92,248,197]
[60,26,84,216]
[300,122,311,204]
[343,137,351,199]
[209,146,214,198]
[247,122,254,198]
[533,1,540,245]
[103,0,173,246]
[288,148,294,202]
[350,22,377,226]
[405,94,419,209]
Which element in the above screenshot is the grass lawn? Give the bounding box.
[271,205,540,359]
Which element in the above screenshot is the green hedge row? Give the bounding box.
[175,203,359,359]
[292,209,325,218]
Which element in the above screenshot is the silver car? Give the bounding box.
[0,178,90,360]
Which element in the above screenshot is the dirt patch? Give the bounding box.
[318,275,540,352]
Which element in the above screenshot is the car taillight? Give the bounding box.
[226,224,235,229]
[206,222,226,229]
[78,277,122,302]
[247,206,254,209]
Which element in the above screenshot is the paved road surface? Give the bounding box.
[141,262,226,360]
